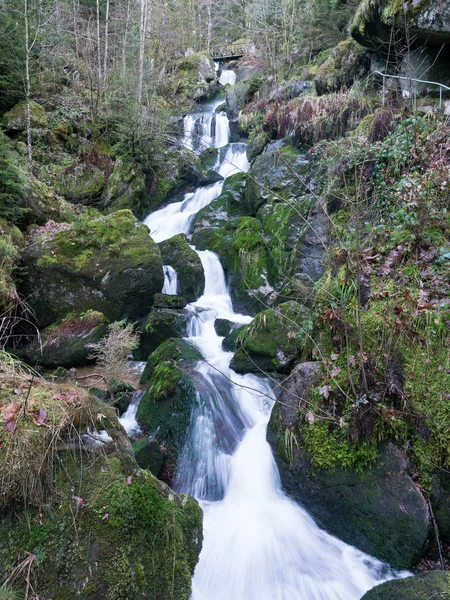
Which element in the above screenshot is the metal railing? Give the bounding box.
[367,70,450,111]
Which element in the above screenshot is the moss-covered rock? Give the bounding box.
[246,148,310,216]
[154,293,188,309]
[21,210,164,327]
[140,338,202,385]
[136,308,191,360]
[21,174,75,226]
[108,379,134,414]
[0,374,202,600]
[132,437,165,476]
[175,52,217,100]
[17,311,108,368]
[136,341,199,480]
[100,159,148,218]
[351,0,450,49]
[57,164,105,204]
[158,234,205,302]
[192,216,272,315]
[0,221,23,313]
[231,301,313,373]
[267,366,431,570]
[314,39,370,95]
[361,572,450,599]
[3,100,48,131]
[247,131,268,162]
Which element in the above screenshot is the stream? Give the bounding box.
[142,68,406,600]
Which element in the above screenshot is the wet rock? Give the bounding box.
[132,438,164,477]
[136,308,191,360]
[214,318,246,351]
[175,52,217,100]
[246,147,310,215]
[268,372,431,571]
[100,158,148,217]
[158,233,205,302]
[107,379,134,414]
[231,301,313,373]
[21,210,163,327]
[361,572,450,599]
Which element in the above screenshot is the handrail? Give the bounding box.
[367,70,450,110]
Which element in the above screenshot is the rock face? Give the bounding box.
[267,363,431,569]
[21,175,74,226]
[158,234,205,302]
[58,164,105,204]
[231,301,313,373]
[21,210,164,327]
[18,310,108,368]
[100,158,150,218]
[315,39,370,95]
[361,572,450,600]
[352,0,450,48]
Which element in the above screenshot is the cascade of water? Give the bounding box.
[162,265,178,294]
[142,80,407,600]
[119,392,143,437]
[214,112,230,148]
[219,69,237,86]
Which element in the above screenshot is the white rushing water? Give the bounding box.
[219,69,237,86]
[162,265,178,294]
[143,86,406,599]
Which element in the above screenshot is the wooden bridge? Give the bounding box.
[212,46,246,62]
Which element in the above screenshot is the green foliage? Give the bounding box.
[0,4,26,114]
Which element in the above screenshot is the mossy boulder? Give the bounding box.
[268,372,431,569]
[136,340,200,480]
[132,438,164,477]
[351,0,450,49]
[17,310,108,368]
[198,147,219,170]
[100,158,148,218]
[108,379,134,414]
[140,338,202,385]
[158,233,205,302]
[136,308,191,360]
[226,76,261,120]
[247,131,269,162]
[314,39,370,95]
[246,148,310,216]
[3,100,48,131]
[257,195,328,288]
[0,373,202,600]
[361,572,450,599]
[21,210,164,327]
[214,318,246,351]
[175,52,217,100]
[21,174,74,226]
[154,293,188,309]
[231,301,313,373]
[58,164,105,204]
[192,216,272,315]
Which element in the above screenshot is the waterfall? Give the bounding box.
[162,265,178,294]
[214,112,230,148]
[219,69,237,86]
[119,392,143,437]
[142,78,407,600]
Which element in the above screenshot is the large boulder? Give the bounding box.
[231,301,313,373]
[246,148,310,216]
[175,53,217,100]
[3,100,48,131]
[361,572,450,600]
[21,210,164,327]
[267,363,431,569]
[136,308,191,360]
[352,0,450,49]
[57,164,105,204]
[314,39,370,95]
[0,375,202,600]
[158,234,205,302]
[21,175,75,226]
[136,339,201,482]
[17,311,108,368]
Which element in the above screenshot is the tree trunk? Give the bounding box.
[96,0,102,90]
[137,0,147,105]
[24,0,32,169]
[103,0,110,90]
